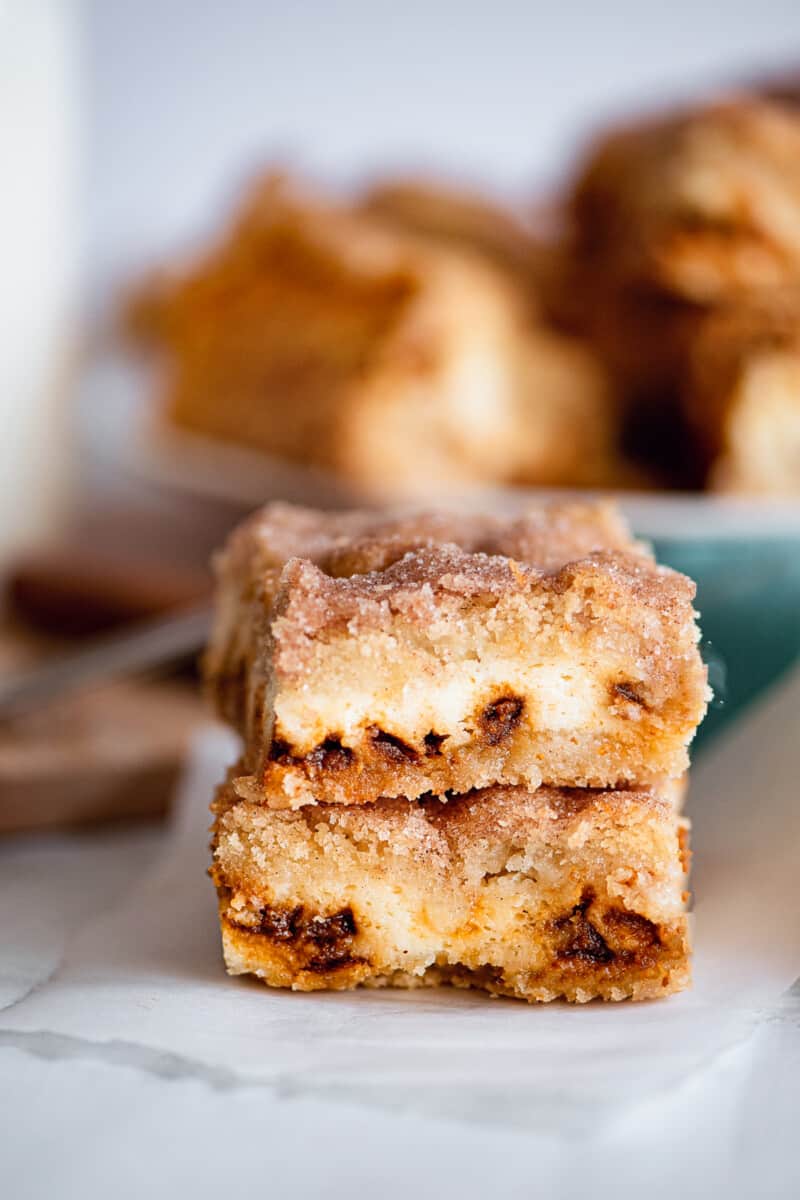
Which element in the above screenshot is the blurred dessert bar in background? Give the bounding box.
[360,174,542,285]
[566,98,800,304]
[124,87,800,496]
[206,502,708,809]
[556,95,800,489]
[125,174,626,497]
[686,289,800,491]
[206,500,706,1002]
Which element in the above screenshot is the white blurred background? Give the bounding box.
[3,0,800,561]
[84,0,800,294]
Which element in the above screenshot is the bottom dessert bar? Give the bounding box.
[211,778,690,1003]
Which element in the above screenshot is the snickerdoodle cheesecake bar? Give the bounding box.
[211,774,691,1003]
[206,502,708,809]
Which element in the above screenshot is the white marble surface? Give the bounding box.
[3,674,800,1197]
[1,1020,799,1200]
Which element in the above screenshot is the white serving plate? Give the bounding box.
[92,355,800,541]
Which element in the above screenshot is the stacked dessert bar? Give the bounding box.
[208,502,708,1003]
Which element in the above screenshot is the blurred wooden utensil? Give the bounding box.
[0,605,212,724]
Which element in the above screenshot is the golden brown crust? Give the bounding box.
[218,915,690,1003]
[212,779,691,1003]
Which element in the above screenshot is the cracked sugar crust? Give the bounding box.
[207,497,647,712]
[215,497,645,587]
[269,539,690,675]
[212,777,691,1003]
[207,501,708,807]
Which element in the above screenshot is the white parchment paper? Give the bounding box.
[3,667,800,1133]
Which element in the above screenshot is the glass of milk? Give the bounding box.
[0,0,80,565]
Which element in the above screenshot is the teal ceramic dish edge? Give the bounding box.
[652,536,800,749]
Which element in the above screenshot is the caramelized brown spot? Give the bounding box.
[305,954,364,974]
[268,737,295,765]
[303,908,360,972]
[244,904,366,973]
[612,681,647,706]
[307,908,357,943]
[478,695,525,745]
[256,904,303,941]
[306,738,354,772]
[603,908,662,955]
[552,893,614,966]
[423,731,447,757]
[369,727,419,764]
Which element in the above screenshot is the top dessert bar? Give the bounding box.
[207,502,708,808]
